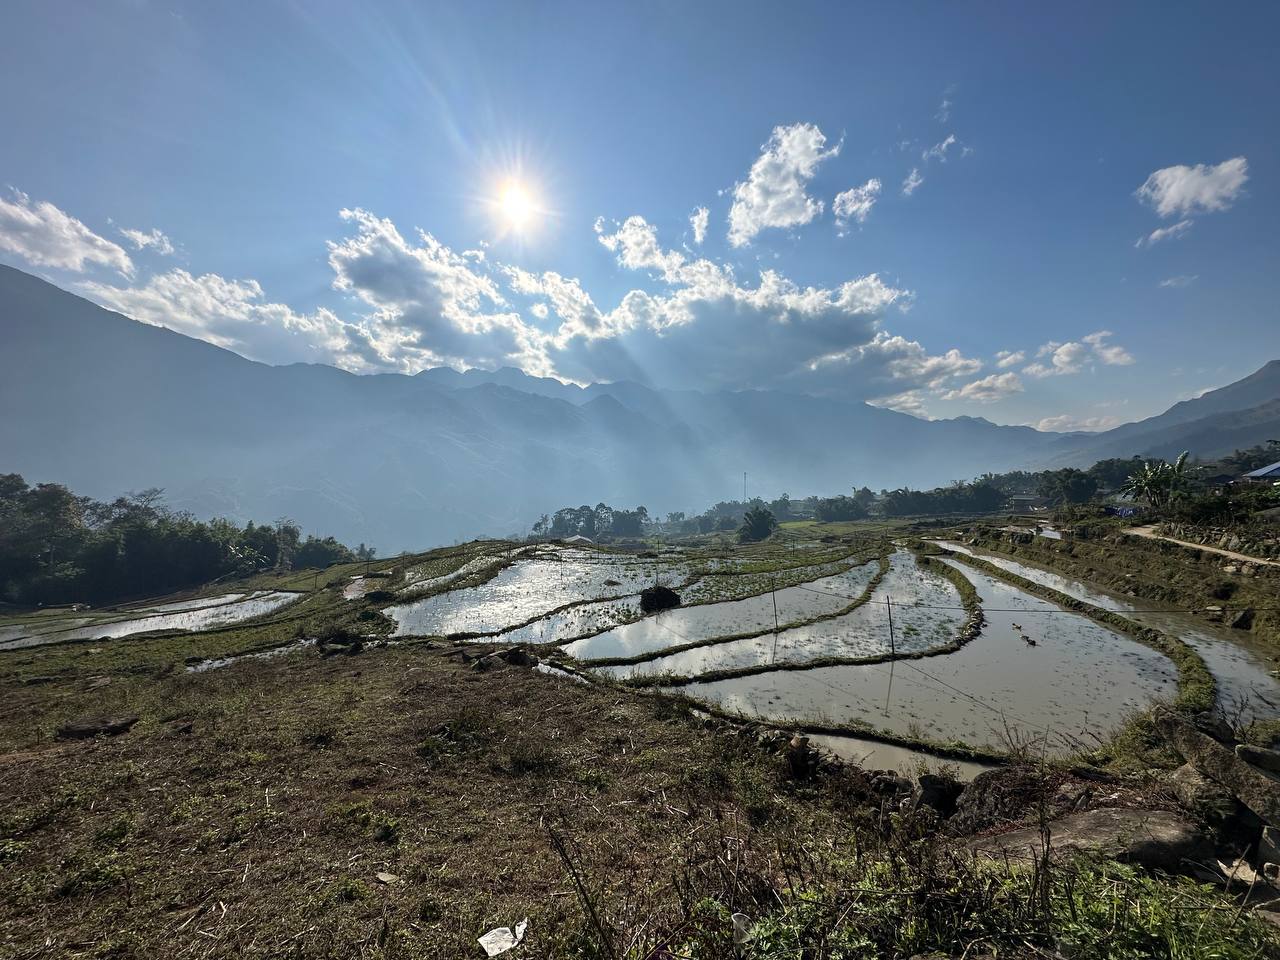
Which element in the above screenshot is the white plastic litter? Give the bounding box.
[478,918,528,956]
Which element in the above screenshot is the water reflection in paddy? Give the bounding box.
[933,540,1280,721]
[677,562,1176,756]
[385,549,687,637]
[592,553,961,678]
[0,591,303,650]
[566,560,881,661]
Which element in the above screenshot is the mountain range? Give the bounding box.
[2,264,1278,551]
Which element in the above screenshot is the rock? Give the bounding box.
[1170,764,1240,823]
[969,808,1211,872]
[1266,863,1280,883]
[1260,826,1280,865]
[1223,564,1240,575]
[1193,712,1237,744]
[914,773,963,817]
[56,716,139,740]
[639,585,681,614]
[1238,744,1280,776]
[1155,708,1280,826]
[1231,608,1257,631]
[496,647,536,667]
[952,766,1048,833]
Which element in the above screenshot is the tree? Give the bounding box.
[814,496,866,522]
[851,486,876,510]
[1037,469,1099,506]
[738,506,777,543]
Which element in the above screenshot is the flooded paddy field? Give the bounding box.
[934,540,1280,721]
[806,732,996,781]
[565,560,881,662]
[0,590,303,650]
[385,547,688,637]
[674,561,1178,756]
[590,552,961,678]
[496,595,641,645]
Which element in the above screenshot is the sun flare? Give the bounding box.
[498,180,537,231]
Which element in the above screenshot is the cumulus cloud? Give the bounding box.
[1135,218,1192,249]
[1035,414,1122,433]
[901,168,924,197]
[689,206,709,245]
[994,349,1025,368]
[0,190,133,276]
[1135,157,1248,218]
[1082,330,1134,366]
[727,123,839,247]
[832,178,882,228]
[81,269,357,367]
[119,227,175,256]
[940,371,1023,403]
[1159,274,1198,288]
[326,208,546,374]
[1024,331,1133,377]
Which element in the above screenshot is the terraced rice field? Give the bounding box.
[384,547,688,636]
[676,560,1177,756]
[0,590,303,650]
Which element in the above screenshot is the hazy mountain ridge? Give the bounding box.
[1,265,1276,550]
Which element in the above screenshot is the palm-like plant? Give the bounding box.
[1120,451,1192,510]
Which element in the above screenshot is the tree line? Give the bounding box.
[0,474,374,607]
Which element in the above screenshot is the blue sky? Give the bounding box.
[1,1,1276,430]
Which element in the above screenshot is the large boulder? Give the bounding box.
[1238,744,1280,776]
[951,766,1049,833]
[969,808,1210,872]
[639,585,681,614]
[1155,708,1280,826]
[914,773,964,818]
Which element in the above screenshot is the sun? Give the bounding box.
[498,180,537,231]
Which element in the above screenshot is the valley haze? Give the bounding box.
[3,264,1279,552]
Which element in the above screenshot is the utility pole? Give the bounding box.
[886,594,895,655]
[769,573,780,663]
[743,471,747,504]
[884,594,896,715]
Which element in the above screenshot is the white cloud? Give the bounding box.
[529,302,549,319]
[595,215,686,280]
[901,168,924,197]
[119,227,175,256]
[1035,414,1122,433]
[1135,218,1192,248]
[936,97,952,123]
[922,134,958,163]
[1159,274,1198,288]
[727,123,839,247]
[832,178,882,228]
[81,269,357,367]
[1135,157,1248,218]
[0,189,133,276]
[940,371,1023,403]
[326,208,546,374]
[1024,331,1133,377]
[994,349,1025,368]
[689,206,709,245]
[1082,330,1134,366]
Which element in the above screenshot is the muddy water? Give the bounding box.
[0,591,304,651]
[385,549,687,637]
[564,560,881,662]
[593,553,961,678]
[676,562,1176,756]
[806,733,996,782]
[934,541,1280,721]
